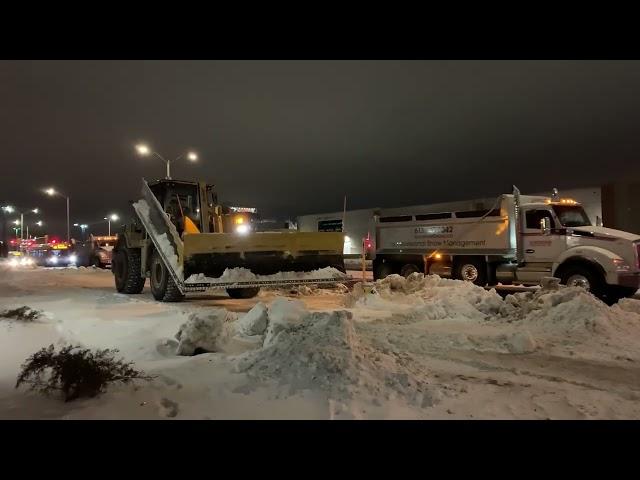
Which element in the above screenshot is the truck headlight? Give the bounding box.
[236,224,249,235]
[68,255,77,263]
[48,257,58,264]
[9,258,18,267]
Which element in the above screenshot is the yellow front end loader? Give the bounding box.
[112,179,347,302]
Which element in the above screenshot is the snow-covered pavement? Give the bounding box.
[1,264,640,419]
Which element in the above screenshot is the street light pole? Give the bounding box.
[44,188,70,243]
[104,214,119,236]
[135,144,198,180]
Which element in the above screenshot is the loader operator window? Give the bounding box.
[525,209,555,230]
[165,189,201,235]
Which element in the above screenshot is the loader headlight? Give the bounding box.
[236,224,249,235]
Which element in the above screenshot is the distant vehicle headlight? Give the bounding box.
[235,224,250,235]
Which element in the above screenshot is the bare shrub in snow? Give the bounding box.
[0,306,42,322]
[15,344,152,402]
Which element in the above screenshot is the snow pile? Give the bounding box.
[614,297,640,315]
[346,273,503,322]
[498,287,615,335]
[185,267,347,284]
[235,304,438,405]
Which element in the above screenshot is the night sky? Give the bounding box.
[3,60,640,237]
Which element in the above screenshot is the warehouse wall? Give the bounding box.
[602,182,640,235]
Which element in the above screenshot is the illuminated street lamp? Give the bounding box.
[44,187,70,243]
[135,143,198,180]
[73,223,89,240]
[104,213,119,236]
[7,208,40,242]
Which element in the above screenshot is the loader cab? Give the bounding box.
[147,179,226,235]
[148,179,204,235]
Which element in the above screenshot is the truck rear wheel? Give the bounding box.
[226,287,260,299]
[373,259,394,280]
[400,263,421,277]
[150,251,184,302]
[113,247,145,294]
[453,257,487,286]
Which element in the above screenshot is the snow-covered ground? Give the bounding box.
[1,262,640,419]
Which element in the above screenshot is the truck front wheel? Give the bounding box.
[113,247,145,294]
[453,257,487,286]
[149,251,184,302]
[558,264,604,300]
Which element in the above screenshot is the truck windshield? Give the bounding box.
[552,205,592,227]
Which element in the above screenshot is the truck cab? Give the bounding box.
[516,198,640,299]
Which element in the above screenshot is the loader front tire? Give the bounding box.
[150,251,184,302]
[113,247,145,294]
[226,287,260,299]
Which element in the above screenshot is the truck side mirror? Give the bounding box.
[541,217,551,235]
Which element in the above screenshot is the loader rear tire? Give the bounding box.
[150,251,184,302]
[113,247,145,294]
[226,287,260,299]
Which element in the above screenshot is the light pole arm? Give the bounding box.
[151,152,171,179]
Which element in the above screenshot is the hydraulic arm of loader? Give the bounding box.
[132,179,350,294]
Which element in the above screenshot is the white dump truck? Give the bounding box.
[372,187,640,304]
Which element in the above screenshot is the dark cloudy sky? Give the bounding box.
[2,60,640,237]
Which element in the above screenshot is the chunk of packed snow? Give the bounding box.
[236,302,269,336]
[175,310,229,355]
[264,298,308,347]
[505,331,537,354]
